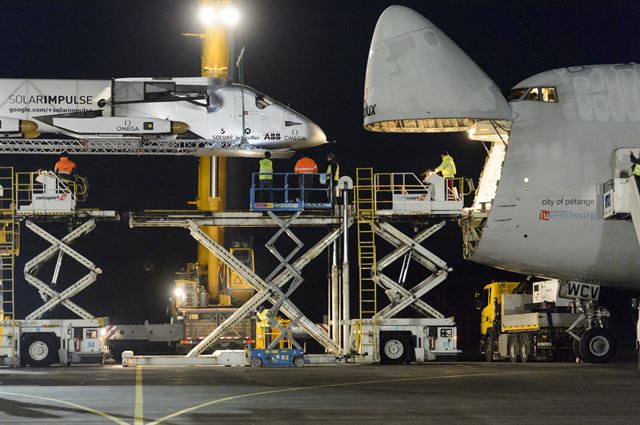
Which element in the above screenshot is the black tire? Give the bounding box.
[251,357,263,368]
[519,334,531,363]
[484,333,495,362]
[21,334,58,367]
[579,328,616,364]
[508,335,520,363]
[380,333,410,365]
[293,356,304,368]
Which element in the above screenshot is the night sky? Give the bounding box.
[1,0,639,353]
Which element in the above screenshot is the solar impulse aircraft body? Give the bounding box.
[0,77,327,156]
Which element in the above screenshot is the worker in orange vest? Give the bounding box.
[54,152,77,180]
[294,154,318,203]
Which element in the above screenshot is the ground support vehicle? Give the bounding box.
[479,280,615,363]
[249,348,304,368]
[349,318,458,364]
[1,318,107,367]
[104,310,254,362]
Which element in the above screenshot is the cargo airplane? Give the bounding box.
[0,77,327,157]
[364,5,640,363]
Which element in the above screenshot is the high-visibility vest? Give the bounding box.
[435,155,456,178]
[259,158,273,180]
[256,310,270,328]
[294,157,318,174]
[327,161,340,182]
[634,164,640,176]
[55,157,76,175]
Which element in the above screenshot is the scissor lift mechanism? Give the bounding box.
[24,219,101,320]
[128,210,353,359]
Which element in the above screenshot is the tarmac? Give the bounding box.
[0,361,638,424]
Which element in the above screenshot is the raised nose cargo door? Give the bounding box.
[363,5,512,133]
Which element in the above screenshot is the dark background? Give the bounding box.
[1,0,639,354]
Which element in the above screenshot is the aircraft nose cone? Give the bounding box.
[306,121,327,147]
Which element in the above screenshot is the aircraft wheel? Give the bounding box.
[380,333,409,364]
[251,357,263,368]
[293,356,304,368]
[508,335,520,363]
[22,334,58,367]
[518,334,531,363]
[579,328,616,364]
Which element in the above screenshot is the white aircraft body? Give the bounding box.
[0,77,327,156]
[363,5,640,290]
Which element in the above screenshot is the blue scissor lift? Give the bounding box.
[248,172,334,367]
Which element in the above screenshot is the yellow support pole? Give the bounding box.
[195,0,232,304]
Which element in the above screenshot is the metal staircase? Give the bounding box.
[355,168,377,319]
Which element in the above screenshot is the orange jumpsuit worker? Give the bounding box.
[294,154,318,203]
[54,152,77,180]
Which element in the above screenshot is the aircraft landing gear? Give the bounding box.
[567,299,615,364]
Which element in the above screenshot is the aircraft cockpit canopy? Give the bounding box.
[508,87,557,103]
[255,94,275,110]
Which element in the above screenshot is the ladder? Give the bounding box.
[355,168,377,319]
[0,167,17,320]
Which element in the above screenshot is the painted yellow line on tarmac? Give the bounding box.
[148,370,542,425]
[0,390,129,425]
[135,365,144,425]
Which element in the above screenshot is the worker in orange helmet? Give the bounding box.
[54,151,77,180]
[294,153,318,203]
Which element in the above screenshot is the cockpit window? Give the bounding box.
[255,94,275,109]
[525,87,540,101]
[508,87,557,103]
[507,88,528,101]
[540,87,557,102]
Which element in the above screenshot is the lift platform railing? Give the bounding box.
[374,172,431,214]
[373,172,466,216]
[249,172,334,211]
[15,171,88,215]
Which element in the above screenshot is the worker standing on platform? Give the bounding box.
[434,151,457,199]
[54,152,77,180]
[326,153,340,186]
[326,152,340,203]
[258,151,274,202]
[630,152,640,191]
[256,305,271,347]
[294,154,318,202]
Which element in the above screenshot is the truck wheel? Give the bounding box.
[380,333,409,364]
[251,357,263,368]
[518,334,531,363]
[579,328,616,364]
[22,334,58,367]
[484,333,495,362]
[508,335,520,363]
[293,356,304,368]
